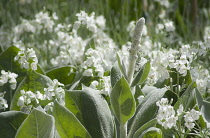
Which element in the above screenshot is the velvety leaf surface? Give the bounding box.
[53,100,91,138]
[0,111,28,138]
[65,90,83,123]
[133,119,157,138]
[46,66,76,85]
[110,65,122,87]
[201,100,210,126]
[174,81,196,110]
[128,87,167,138]
[66,88,115,138]
[15,108,55,138]
[140,127,162,138]
[110,77,136,125]
[131,61,150,87]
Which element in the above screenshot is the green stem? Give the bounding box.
[120,123,127,138]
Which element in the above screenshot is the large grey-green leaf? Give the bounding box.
[201,100,210,127]
[10,71,53,110]
[174,81,196,110]
[133,119,157,138]
[15,108,55,138]
[53,100,91,138]
[195,88,203,109]
[140,127,162,138]
[110,77,136,125]
[110,65,122,87]
[46,66,76,85]
[66,88,115,138]
[131,61,150,87]
[116,53,127,80]
[0,111,28,138]
[65,90,83,123]
[128,87,167,138]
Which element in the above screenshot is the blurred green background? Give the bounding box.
[0,0,210,45]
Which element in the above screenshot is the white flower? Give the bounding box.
[0,92,8,110]
[137,95,144,104]
[0,70,18,89]
[73,21,81,30]
[185,122,195,130]
[44,79,65,105]
[44,102,54,112]
[90,81,99,89]
[184,109,200,130]
[177,105,184,116]
[156,98,178,129]
[17,89,40,109]
[164,21,175,32]
[17,96,25,107]
[14,48,38,70]
[83,69,93,76]
[96,16,106,29]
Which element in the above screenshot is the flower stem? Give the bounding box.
[127,17,145,84]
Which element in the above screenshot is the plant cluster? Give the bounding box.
[0,1,210,137]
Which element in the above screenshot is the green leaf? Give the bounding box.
[201,100,210,126]
[66,88,115,138]
[110,76,136,125]
[10,71,53,110]
[116,53,127,80]
[141,85,157,96]
[154,77,169,88]
[0,111,28,138]
[46,66,76,85]
[75,76,101,90]
[128,87,167,138]
[174,81,196,110]
[131,61,150,87]
[141,127,162,138]
[110,65,122,87]
[134,85,144,105]
[65,90,83,123]
[15,108,55,138]
[133,119,157,138]
[53,100,91,138]
[0,46,27,107]
[195,88,203,109]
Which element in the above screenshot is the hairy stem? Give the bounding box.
[127,17,145,84]
[120,123,127,138]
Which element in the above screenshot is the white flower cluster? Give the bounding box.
[154,0,170,8]
[51,11,116,68]
[156,98,200,130]
[75,11,106,33]
[17,90,43,110]
[191,66,210,94]
[82,48,106,77]
[89,76,111,95]
[0,92,8,110]
[17,79,65,111]
[13,10,57,36]
[0,70,18,90]
[50,30,87,66]
[156,20,175,33]
[156,98,178,129]
[184,109,201,130]
[44,79,65,106]
[14,48,38,70]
